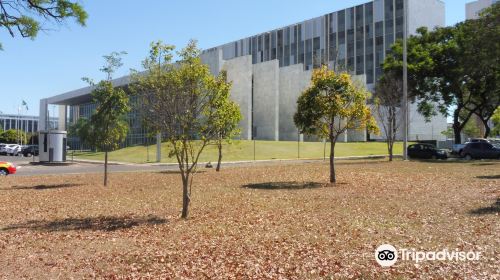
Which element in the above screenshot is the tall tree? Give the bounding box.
[374,71,402,161]
[460,3,500,138]
[294,66,379,184]
[384,3,499,144]
[0,0,87,50]
[208,70,242,172]
[81,52,130,186]
[132,40,234,218]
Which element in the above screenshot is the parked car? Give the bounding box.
[1,144,18,156]
[408,144,448,160]
[452,138,491,155]
[21,145,39,157]
[460,142,500,160]
[6,145,21,156]
[0,144,6,155]
[0,161,17,176]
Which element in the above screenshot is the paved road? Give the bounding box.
[0,155,330,177]
[0,155,176,176]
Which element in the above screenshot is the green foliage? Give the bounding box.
[81,81,130,152]
[132,40,236,218]
[491,107,500,137]
[0,129,27,143]
[294,66,379,139]
[441,127,454,139]
[207,70,242,171]
[79,52,130,186]
[294,66,379,183]
[383,3,500,143]
[0,0,87,49]
[462,118,481,139]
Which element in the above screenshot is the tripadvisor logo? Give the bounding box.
[375,244,482,267]
[375,244,398,267]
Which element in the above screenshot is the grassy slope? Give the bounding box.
[72,140,408,163]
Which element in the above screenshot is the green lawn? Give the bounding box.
[71,140,407,164]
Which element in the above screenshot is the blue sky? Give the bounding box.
[0,0,469,116]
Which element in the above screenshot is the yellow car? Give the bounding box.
[0,162,17,176]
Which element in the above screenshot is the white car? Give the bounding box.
[6,145,21,156]
[1,144,15,155]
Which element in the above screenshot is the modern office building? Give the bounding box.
[466,0,498,20]
[40,0,448,147]
[1,113,57,134]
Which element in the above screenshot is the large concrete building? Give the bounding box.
[466,0,498,20]
[40,0,448,146]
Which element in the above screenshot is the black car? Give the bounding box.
[21,145,39,157]
[461,142,500,160]
[407,144,448,160]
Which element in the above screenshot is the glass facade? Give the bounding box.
[206,0,403,85]
[0,114,56,134]
[68,93,155,150]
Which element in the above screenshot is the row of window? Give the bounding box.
[0,118,57,133]
[208,0,405,84]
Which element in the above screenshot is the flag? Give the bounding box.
[22,100,28,111]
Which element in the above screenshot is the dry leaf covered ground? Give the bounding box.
[0,160,498,279]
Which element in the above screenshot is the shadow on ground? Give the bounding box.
[476,175,500,179]
[243,181,324,190]
[2,215,168,232]
[469,199,500,215]
[158,170,206,175]
[5,183,85,191]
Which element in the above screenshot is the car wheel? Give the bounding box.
[0,168,8,176]
[431,155,437,160]
[27,153,32,157]
[464,154,473,161]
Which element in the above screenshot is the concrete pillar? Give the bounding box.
[253,60,280,141]
[222,55,253,140]
[58,105,67,131]
[278,64,312,141]
[39,99,48,131]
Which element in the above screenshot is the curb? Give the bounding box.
[71,154,402,166]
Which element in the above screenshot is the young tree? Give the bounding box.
[294,66,379,184]
[208,70,242,172]
[374,71,402,161]
[132,40,234,218]
[0,0,87,50]
[81,52,130,186]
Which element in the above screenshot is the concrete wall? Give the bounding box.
[408,0,446,34]
[252,60,280,141]
[278,64,312,141]
[466,0,495,20]
[222,55,253,140]
[201,48,223,76]
[408,102,447,141]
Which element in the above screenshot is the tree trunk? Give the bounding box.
[216,142,222,172]
[387,108,394,162]
[453,110,463,144]
[104,150,108,186]
[481,118,491,139]
[181,172,190,219]
[329,137,336,184]
[388,142,394,162]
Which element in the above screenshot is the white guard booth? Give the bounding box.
[39,130,67,162]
